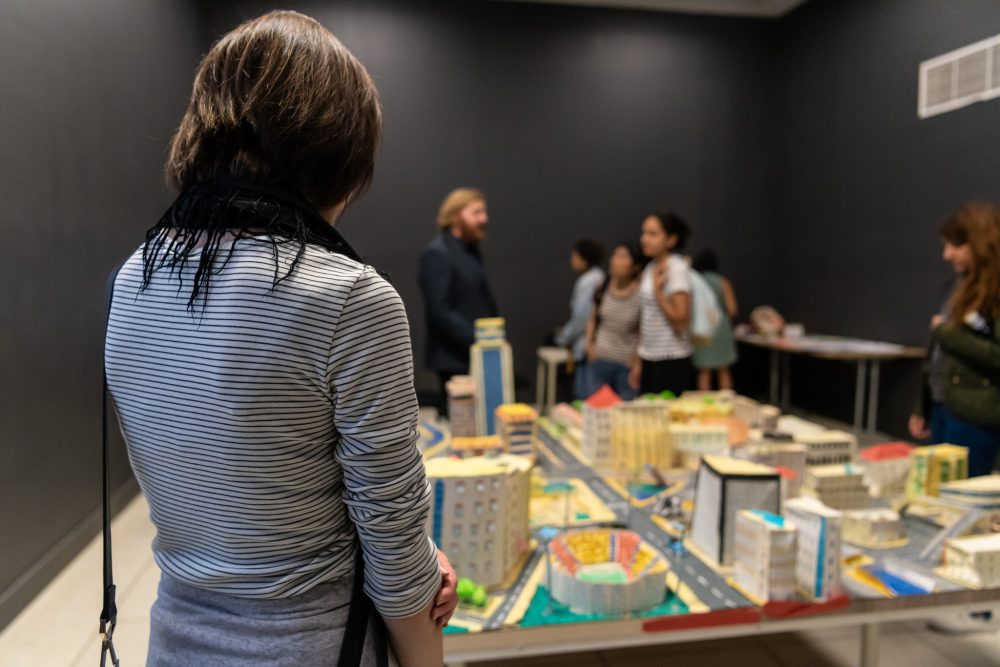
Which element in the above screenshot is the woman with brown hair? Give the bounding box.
[105,11,455,666]
[910,202,1000,477]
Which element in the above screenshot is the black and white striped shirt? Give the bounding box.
[638,256,693,360]
[105,236,440,619]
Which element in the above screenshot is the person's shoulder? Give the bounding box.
[422,231,450,253]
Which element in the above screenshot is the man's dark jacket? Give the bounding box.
[418,231,498,373]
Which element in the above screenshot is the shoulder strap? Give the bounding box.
[337,546,389,667]
[100,264,123,667]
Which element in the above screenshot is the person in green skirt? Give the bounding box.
[691,249,739,390]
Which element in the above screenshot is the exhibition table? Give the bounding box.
[443,588,999,667]
[429,422,1000,667]
[735,333,925,433]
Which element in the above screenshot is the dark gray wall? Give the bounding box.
[0,0,205,627]
[203,0,780,401]
[774,0,1000,431]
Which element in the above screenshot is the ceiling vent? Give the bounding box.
[919,34,1000,118]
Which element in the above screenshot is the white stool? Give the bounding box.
[535,346,571,416]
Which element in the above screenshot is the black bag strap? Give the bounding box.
[100,265,123,667]
[338,546,389,667]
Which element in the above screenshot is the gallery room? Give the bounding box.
[2,0,999,665]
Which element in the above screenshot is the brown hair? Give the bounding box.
[939,201,1000,322]
[437,188,485,229]
[166,10,382,210]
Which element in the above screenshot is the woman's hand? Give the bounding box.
[930,314,945,330]
[628,358,642,391]
[908,414,931,440]
[586,343,597,362]
[653,262,668,294]
[432,550,458,628]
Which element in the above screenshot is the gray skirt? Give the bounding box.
[147,574,394,667]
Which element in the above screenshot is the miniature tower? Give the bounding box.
[581,385,621,469]
[906,444,969,498]
[446,375,478,438]
[470,318,514,436]
[610,400,673,473]
[733,510,798,602]
[784,496,843,602]
[495,403,538,457]
[689,456,781,568]
[425,454,532,587]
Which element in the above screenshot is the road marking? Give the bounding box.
[697,575,708,587]
[710,587,723,599]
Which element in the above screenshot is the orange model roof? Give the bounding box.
[859,442,914,461]
[585,384,622,409]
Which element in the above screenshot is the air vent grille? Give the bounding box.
[919,34,1000,118]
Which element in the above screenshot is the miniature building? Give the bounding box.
[796,430,857,466]
[842,509,906,548]
[784,496,843,602]
[736,443,808,498]
[425,454,532,588]
[495,403,538,457]
[470,318,514,436]
[859,442,914,497]
[550,402,582,431]
[548,529,668,615]
[670,422,730,468]
[680,389,736,404]
[906,444,969,498]
[731,395,781,431]
[937,474,1000,509]
[581,386,622,469]
[446,375,477,438]
[549,402,583,450]
[733,510,797,602]
[689,456,781,568]
[610,400,673,473]
[669,396,732,422]
[450,435,505,458]
[940,533,1000,589]
[774,415,827,437]
[801,463,870,510]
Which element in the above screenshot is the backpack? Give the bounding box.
[687,268,722,347]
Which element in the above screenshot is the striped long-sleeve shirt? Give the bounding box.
[105,236,441,619]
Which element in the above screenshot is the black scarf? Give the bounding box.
[141,179,377,309]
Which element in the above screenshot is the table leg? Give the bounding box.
[853,360,867,433]
[536,359,545,413]
[860,622,880,667]
[866,360,881,433]
[780,352,790,410]
[769,349,780,406]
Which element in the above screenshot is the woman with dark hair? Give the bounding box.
[910,202,1000,477]
[582,242,645,399]
[104,11,455,666]
[555,238,605,397]
[691,248,739,390]
[631,210,695,395]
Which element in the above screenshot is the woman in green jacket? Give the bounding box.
[910,202,1000,477]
